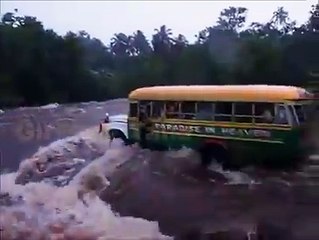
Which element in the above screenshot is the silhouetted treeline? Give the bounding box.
[0,5,318,108]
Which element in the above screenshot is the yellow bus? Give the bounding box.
[109,85,316,169]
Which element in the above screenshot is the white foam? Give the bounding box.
[0,181,171,239]
[39,103,59,109]
[165,147,193,159]
[65,107,87,115]
[0,126,172,240]
[0,173,21,194]
[163,148,256,185]
[0,109,4,114]
[208,162,254,185]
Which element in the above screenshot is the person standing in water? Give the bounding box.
[138,106,152,148]
[138,107,147,148]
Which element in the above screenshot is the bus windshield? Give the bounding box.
[294,104,308,123]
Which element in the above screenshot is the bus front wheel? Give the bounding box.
[109,129,129,145]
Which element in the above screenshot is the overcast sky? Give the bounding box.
[1,0,317,44]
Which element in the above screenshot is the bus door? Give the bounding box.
[128,101,138,140]
[164,101,181,149]
[138,101,152,147]
[151,101,166,149]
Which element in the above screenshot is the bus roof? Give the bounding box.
[128,85,313,102]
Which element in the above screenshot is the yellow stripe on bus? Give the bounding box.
[129,128,284,144]
[128,117,292,131]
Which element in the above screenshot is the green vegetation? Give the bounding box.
[0,5,318,108]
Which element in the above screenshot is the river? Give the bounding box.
[0,100,318,240]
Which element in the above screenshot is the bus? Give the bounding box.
[102,85,316,170]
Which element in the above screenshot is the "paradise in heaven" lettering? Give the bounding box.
[153,123,271,138]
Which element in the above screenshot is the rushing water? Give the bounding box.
[0,120,255,239]
[0,126,173,240]
[1,101,318,240]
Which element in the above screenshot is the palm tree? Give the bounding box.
[171,34,188,57]
[78,30,90,39]
[215,7,248,32]
[269,7,296,34]
[195,29,209,44]
[271,7,288,26]
[153,25,173,44]
[310,4,319,32]
[131,30,152,56]
[1,8,24,27]
[173,34,188,46]
[110,33,134,57]
[151,25,173,55]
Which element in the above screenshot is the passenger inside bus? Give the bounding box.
[262,109,274,123]
[196,102,214,120]
[166,102,179,118]
[274,106,289,124]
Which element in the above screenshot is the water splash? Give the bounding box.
[39,103,59,109]
[0,126,172,240]
[208,162,254,185]
[0,120,257,239]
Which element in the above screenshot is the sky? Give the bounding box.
[1,0,317,45]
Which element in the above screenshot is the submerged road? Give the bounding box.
[0,100,318,239]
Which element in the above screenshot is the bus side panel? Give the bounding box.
[128,117,302,168]
[146,125,302,168]
[128,118,139,143]
[227,128,301,168]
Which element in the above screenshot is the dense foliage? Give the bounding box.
[0,5,318,107]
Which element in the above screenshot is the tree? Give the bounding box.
[233,38,283,85]
[215,7,248,32]
[131,30,152,56]
[269,7,296,35]
[0,5,317,107]
[310,4,319,32]
[110,33,133,57]
[151,25,173,56]
[171,34,188,57]
[76,31,113,73]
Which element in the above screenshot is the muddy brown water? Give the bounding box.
[1,100,318,239]
[0,99,128,171]
[101,149,319,239]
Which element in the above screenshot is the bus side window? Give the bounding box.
[274,105,289,125]
[139,101,151,117]
[180,101,196,119]
[254,103,275,124]
[129,102,138,117]
[234,102,253,123]
[215,102,232,121]
[152,101,165,118]
[196,102,214,120]
[166,101,180,118]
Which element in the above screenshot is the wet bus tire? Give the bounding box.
[109,129,129,145]
[199,145,231,170]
